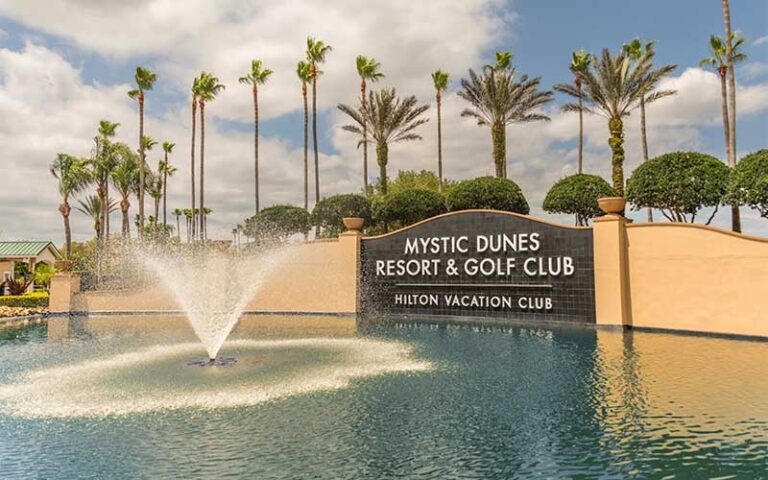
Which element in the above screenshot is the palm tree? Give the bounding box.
[109,144,140,238]
[560,50,591,175]
[146,165,164,226]
[201,207,213,239]
[195,72,225,240]
[77,195,116,238]
[172,208,183,239]
[722,0,737,186]
[306,37,332,204]
[297,61,312,210]
[189,75,203,241]
[338,88,429,194]
[555,48,676,195]
[458,56,553,178]
[356,55,385,191]
[183,208,193,242]
[431,70,449,192]
[486,51,513,71]
[127,66,157,238]
[51,154,91,257]
[239,60,273,215]
[160,141,176,227]
[623,39,678,222]
[701,32,747,232]
[91,120,120,240]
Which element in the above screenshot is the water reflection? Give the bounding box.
[1,316,765,478]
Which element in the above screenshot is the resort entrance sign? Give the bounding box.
[360,211,596,323]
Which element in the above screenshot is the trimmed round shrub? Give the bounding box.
[445,176,529,214]
[245,205,310,239]
[543,174,617,225]
[311,194,372,237]
[626,151,730,223]
[374,188,446,230]
[726,149,768,219]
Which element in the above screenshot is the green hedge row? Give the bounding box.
[0,293,49,308]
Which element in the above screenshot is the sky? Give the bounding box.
[0,0,766,243]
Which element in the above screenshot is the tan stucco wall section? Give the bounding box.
[246,233,360,313]
[0,260,13,278]
[64,235,360,314]
[622,223,768,337]
[592,215,632,327]
[49,273,81,312]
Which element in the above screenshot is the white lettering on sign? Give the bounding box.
[391,293,554,311]
[380,231,577,279]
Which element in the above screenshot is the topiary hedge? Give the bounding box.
[543,174,617,225]
[445,176,529,213]
[244,205,311,239]
[374,188,446,230]
[311,194,372,237]
[626,151,730,224]
[0,292,49,308]
[726,149,768,219]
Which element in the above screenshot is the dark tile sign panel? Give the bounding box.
[360,211,596,323]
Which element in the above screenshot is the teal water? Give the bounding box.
[0,317,766,479]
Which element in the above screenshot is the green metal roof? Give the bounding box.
[0,241,61,259]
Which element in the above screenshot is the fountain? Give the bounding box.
[139,245,290,362]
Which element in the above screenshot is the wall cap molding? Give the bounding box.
[363,209,591,240]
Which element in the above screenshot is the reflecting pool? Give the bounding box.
[0,315,766,479]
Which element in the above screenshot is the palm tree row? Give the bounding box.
[53,14,748,248]
[51,119,177,254]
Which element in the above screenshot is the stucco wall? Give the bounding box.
[0,260,12,279]
[68,234,360,314]
[623,223,768,337]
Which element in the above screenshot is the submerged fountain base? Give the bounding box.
[185,357,238,367]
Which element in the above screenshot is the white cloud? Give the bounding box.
[754,35,768,46]
[0,2,767,243]
[740,62,768,80]
[0,0,509,123]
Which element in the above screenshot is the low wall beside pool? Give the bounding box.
[49,210,768,339]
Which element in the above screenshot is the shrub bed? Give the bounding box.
[0,292,49,308]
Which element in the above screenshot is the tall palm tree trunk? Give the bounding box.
[96,184,106,241]
[302,84,309,210]
[639,97,653,222]
[361,80,369,191]
[138,94,145,239]
[120,198,130,238]
[162,151,168,227]
[719,68,732,163]
[608,117,625,196]
[577,81,584,174]
[253,85,260,214]
[376,143,389,194]
[190,99,197,241]
[722,0,741,233]
[436,90,443,192]
[60,201,72,258]
[154,198,160,225]
[176,215,180,239]
[491,122,505,178]
[312,74,320,204]
[199,100,206,241]
[105,181,111,240]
